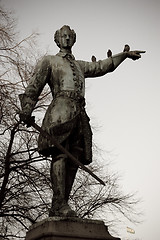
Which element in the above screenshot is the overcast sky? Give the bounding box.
[2,0,160,239]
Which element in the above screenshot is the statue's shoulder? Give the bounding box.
[37,55,59,67]
[46,54,64,62]
[37,54,65,69]
[42,55,57,62]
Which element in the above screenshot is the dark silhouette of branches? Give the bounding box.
[0,5,52,239]
[70,159,141,226]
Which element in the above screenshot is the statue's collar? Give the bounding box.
[56,50,75,60]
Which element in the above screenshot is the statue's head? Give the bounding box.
[54,25,76,50]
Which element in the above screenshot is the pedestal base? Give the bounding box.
[25,217,120,240]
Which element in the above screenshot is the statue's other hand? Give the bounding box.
[127,50,146,61]
[19,112,35,127]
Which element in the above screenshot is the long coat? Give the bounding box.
[19,51,113,164]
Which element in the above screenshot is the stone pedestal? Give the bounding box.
[25,217,120,240]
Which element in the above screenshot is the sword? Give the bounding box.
[27,119,105,186]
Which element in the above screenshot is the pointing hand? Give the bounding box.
[127,50,146,60]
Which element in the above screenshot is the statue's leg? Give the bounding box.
[64,121,84,203]
[65,148,80,201]
[49,153,77,217]
[49,120,84,217]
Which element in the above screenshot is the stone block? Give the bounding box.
[25,217,120,240]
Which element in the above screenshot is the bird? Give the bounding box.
[91,55,96,62]
[123,44,130,52]
[107,49,112,58]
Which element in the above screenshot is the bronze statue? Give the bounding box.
[19,25,145,217]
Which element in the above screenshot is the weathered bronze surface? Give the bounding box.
[19,25,145,217]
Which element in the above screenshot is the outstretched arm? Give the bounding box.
[111,48,145,71]
[78,46,145,78]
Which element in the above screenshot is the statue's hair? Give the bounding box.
[54,25,76,47]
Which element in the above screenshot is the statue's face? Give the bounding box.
[59,27,74,49]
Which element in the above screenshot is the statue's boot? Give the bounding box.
[49,154,77,217]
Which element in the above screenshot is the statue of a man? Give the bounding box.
[19,25,144,217]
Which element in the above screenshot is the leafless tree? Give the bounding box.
[0,5,52,238]
[0,5,142,239]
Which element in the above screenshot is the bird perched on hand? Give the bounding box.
[91,55,97,62]
[123,44,130,52]
[107,49,112,57]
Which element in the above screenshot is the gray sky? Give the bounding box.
[2,0,160,239]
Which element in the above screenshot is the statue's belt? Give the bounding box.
[55,90,85,105]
